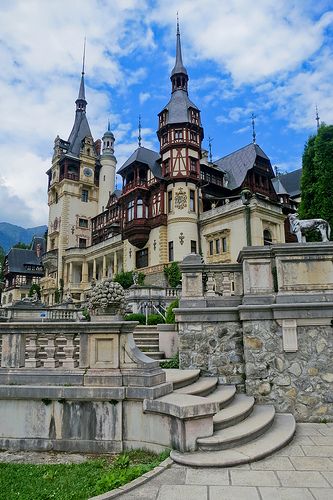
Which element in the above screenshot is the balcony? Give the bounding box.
[122,179,148,195]
[123,218,151,249]
[42,249,58,272]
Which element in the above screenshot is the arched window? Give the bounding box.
[263,229,272,245]
[8,293,13,304]
[137,197,143,218]
[2,296,6,305]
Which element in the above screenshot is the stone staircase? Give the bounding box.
[133,325,165,360]
[161,369,296,467]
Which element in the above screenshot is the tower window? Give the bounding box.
[137,197,143,218]
[209,241,214,256]
[107,141,109,147]
[191,240,197,253]
[174,130,183,141]
[168,191,173,212]
[79,238,87,248]
[190,190,196,211]
[190,158,197,173]
[81,189,88,202]
[164,159,170,175]
[190,131,197,142]
[55,192,58,204]
[168,241,174,262]
[162,133,168,145]
[79,218,88,228]
[127,200,134,221]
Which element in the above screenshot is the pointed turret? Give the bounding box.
[99,121,117,212]
[170,18,188,93]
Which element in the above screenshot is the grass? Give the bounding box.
[0,449,170,500]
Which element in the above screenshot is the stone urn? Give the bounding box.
[88,280,126,321]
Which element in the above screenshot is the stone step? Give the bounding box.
[163,369,200,390]
[198,404,275,451]
[174,377,218,397]
[138,344,160,352]
[170,413,296,467]
[133,336,160,342]
[213,394,255,430]
[142,351,165,360]
[204,385,236,409]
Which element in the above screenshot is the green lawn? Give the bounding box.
[0,449,169,500]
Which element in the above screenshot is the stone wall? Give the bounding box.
[243,320,333,422]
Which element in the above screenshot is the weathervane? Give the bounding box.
[315,105,320,132]
[82,37,86,75]
[251,113,256,144]
[208,137,213,163]
[138,115,142,147]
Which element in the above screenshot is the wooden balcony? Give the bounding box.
[123,218,151,249]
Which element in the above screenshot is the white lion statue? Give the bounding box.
[288,213,331,243]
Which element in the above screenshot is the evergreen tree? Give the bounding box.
[299,124,333,239]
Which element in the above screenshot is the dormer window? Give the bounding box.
[174,129,183,141]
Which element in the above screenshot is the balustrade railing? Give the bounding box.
[24,332,79,369]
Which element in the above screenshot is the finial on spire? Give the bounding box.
[82,37,86,75]
[107,119,111,132]
[208,137,213,163]
[177,11,180,34]
[138,115,142,147]
[251,113,256,144]
[315,105,320,132]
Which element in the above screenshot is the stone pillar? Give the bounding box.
[82,261,88,283]
[69,262,73,284]
[102,255,107,278]
[113,252,118,275]
[93,259,97,280]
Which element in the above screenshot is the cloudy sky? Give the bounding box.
[1,0,333,227]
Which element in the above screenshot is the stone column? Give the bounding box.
[93,259,97,280]
[102,255,107,278]
[82,261,88,283]
[113,252,118,275]
[68,262,73,284]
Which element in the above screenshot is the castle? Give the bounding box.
[40,25,299,306]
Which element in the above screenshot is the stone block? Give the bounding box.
[277,471,330,487]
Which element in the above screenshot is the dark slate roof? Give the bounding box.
[77,74,86,101]
[277,168,302,197]
[118,147,162,178]
[163,90,199,125]
[6,248,44,276]
[215,143,270,190]
[67,111,93,156]
[272,177,288,195]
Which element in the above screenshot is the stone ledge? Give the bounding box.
[143,393,219,419]
[0,384,126,400]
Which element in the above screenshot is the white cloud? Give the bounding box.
[139,92,151,104]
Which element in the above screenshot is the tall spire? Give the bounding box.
[315,105,320,132]
[251,113,256,144]
[76,38,87,111]
[170,15,188,93]
[138,115,142,147]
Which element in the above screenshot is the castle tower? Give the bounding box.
[157,20,204,261]
[98,121,117,212]
[44,58,99,295]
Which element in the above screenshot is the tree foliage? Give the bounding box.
[113,271,145,289]
[28,283,41,300]
[164,262,181,288]
[299,125,333,240]
[0,246,5,282]
[13,242,30,249]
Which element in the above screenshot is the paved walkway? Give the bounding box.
[118,423,333,500]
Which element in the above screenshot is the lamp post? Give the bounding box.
[241,189,252,246]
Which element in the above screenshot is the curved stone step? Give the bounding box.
[143,351,165,360]
[174,377,218,397]
[171,413,296,467]
[163,369,200,390]
[213,394,255,430]
[198,404,275,451]
[204,385,236,409]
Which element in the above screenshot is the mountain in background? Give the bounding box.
[0,222,47,253]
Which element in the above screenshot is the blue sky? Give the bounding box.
[0,0,333,227]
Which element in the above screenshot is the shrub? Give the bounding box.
[164,262,181,288]
[165,298,179,324]
[160,352,179,369]
[113,271,145,289]
[124,313,146,324]
[147,313,165,325]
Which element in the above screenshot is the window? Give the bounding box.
[168,241,174,262]
[174,129,183,140]
[162,133,168,145]
[136,248,148,269]
[191,240,197,253]
[79,218,88,228]
[152,193,161,217]
[137,197,143,218]
[190,158,197,173]
[190,131,197,142]
[55,192,58,204]
[209,241,214,256]
[215,239,221,254]
[168,190,173,212]
[222,237,227,252]
[103,175,106,181]
[79,238,87,248]
[263,229,272,245]
[81,189,88,202]
[164,159,170,175]
[127,200,134,221]
[190,190,196,211]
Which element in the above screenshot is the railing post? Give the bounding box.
[1,330,26,368]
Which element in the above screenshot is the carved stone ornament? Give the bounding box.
[174,187,187,210]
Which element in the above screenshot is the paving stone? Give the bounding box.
[277,470,330,487]
[317,425,333,437]
[149,466,186,486]
[292,435,316,445]
[157,484,207,500]
[291,456,333,471]
[274,445,305,456]
[322,472,333,486]
[230,470,279,486]
[296,426,323,436]
[116,485,159,499]
[310,436,333,446]
[310,487,333,500]
[302,446,333,457]
[210,485,260,500]
[186,467,229,485]
[250,456,294,471]
[259,486,314,499]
